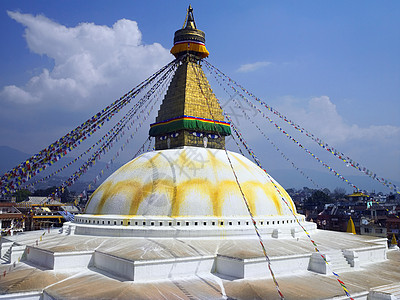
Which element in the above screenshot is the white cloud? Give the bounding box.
[0,85,40,104]
[237,61,271,73]
[1,11,172,108]
[277,95,400,146]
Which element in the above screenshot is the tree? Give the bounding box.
[332,187,346,200]
[322,188,331,196]
[13,189,31,202]
[305,190,332,210]
[32,186,73,203]
[33,186,57,197]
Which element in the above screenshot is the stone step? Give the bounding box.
[325,251,351,271]
[369,283,400,299]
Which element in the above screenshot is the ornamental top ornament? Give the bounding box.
[170,5,209,59]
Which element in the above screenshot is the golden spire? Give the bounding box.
[149,6,230,150]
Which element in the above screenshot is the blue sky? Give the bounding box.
[0,1,399,192]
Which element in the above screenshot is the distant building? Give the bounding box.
[346,191,370,202]
[0,203,24,236]
[360,218,387,238]
[16,197,78,230]
[387,216,400,246]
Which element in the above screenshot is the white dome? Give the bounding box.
[85,147,297,217]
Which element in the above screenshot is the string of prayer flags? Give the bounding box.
[232,99,320,188]
[51,66,176,197]
[0,58,179,195]
[27,62,175,191]
[205,62,360,192]
[192,64,285,300]
[204,60,398,195]
[225,112,355,300]
[210,68,319,189]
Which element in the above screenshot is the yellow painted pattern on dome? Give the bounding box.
[207,149,228,180]
[115,155,142,174]
[129,179,175,215]
[173,178,214,217]
[98,180,142,215]
[85,148,297,217]
[89,174,288,216]
[242,180,280,214]
[229,152,255,174]
[263,181,285,214]
[230,152,295,214]
[87,181,112,214]
[216,180,254,217]
[119,152,162,173]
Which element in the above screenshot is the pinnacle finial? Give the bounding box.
[184,5,196,29]
[172,5,209,59]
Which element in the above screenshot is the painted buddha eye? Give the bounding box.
[159,135,168,140]
[192,132,203,137]
[170,132,180,138]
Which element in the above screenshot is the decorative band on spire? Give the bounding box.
[171,41,209,58]
[149,115,231,136]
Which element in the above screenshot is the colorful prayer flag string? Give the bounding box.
[192,60,285,300]
[50,66,176,197]
[25,61,174,192]
[205,62,360,192]
[204,60,398,195]
[224,111,355,300]
[0,58,179,195]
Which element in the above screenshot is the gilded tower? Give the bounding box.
[149,6,231,150]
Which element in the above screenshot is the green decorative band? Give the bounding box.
[149,115,231,137]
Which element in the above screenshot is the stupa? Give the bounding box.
[0,6,398,300]
[73,5,314,239]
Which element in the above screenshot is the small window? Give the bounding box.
[177,222,181,226]
[272,221,275,225]
[220,222,224,226]
[114,221,116,225]
[260,221,264,225]
[246,222,249,225]
[229,222,232,226]
[277,221,280,224]
[238,221,241,225]
[102,221,104,224]
[267,221,269,225]
[108,221,110,224]
[121,221,123,225]
[194,222,198,226]
[135,221,138,226]
[212,222,216,226]
[169,222,172,226]
[143,222,146,226]
[203,222,207,226]
[186,222,189,226]
[128,221,131,225]
[159,222,163,226]
[151,222,155,226]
